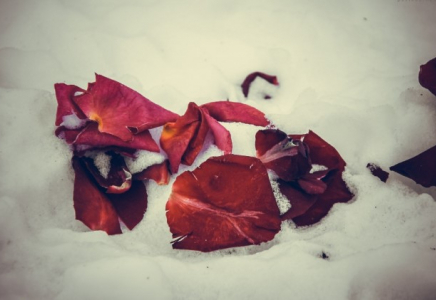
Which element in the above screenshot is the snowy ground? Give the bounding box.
[1,1,436,299]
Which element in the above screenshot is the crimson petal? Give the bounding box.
[107,180,148,230]
[72,156,122,235]
[241,72,279,98]
[419,57,436,96]
[133,160,170,185]
[73,74,178,141]
[54,83,86,126]
[203,110,232,154]
[298,170,329,195]
[390,145,436,188]
[166,154,281,252]
[201,101,269,126]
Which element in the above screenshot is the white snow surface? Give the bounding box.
[1,1,436,299]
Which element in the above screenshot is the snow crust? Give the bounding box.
[1,0,436,299]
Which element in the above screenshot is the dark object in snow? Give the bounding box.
[166,154,281,252]
[367,163,389,183]
[419,57,436,96]
[255,129,353,226]
[241,72,279,98]
[160,101,269,173]
[390,145,436,188]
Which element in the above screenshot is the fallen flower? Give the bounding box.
[166,154,281,252]
[419,57,436,96]
[241,72,279,99]
[255,129,353,226]
[160,101,269,173]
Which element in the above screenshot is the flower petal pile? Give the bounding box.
[55,74,175,234]
[166,154,281,252]
[256,129,353,226]
[160,101,269,173]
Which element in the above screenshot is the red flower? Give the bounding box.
[255,129,353,226]
[54,74,176,234]
[160,101,270,173]
[419,57,436,96]
[166,154,281,252]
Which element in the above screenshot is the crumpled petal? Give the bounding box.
[255,129,311,181]
[419,57,436,96]
[133,160,170,185]
[241,72,279,98]
[73,74,178,141]
[166,154,281,252]
[107,180,148,230]
[203,110,232,154]
[298,170,329,194]
[367,163,389,183]
[201,101,269,126]
[54,83,86,126]
[390,145,436,188]
[72,156,122,235]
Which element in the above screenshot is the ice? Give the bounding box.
[1,0,436,299]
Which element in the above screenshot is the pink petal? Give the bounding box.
[241,72,279,98]
[166,154,281,252]
[367,163,389,183]
[419,57,436,96]
[255,129,312,181]
[54,83,86,126]
[107,180,148,230]
[133,160,170,185]
[203,110,232,153]
[201,101,269,126]
[73,74,178,141]
[72,157,122,235]
[75,123,160,153]
[390,145,436,188]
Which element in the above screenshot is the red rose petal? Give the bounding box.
[107,180,148,230]
[201,101,269,126]
[54,83,86,126]
[298,170,329,195]
[166,154,281,252]
[241,72,279,98]
[133,160,170,185]
[55,126,82,144]
[278,181,318,220]
[367,163,389,183]
[255,129,312,181]
[160,102,204,173]
[203,110,232,154]
[72,157,122,235]
[419,57,436,96]
[75,123,160,153]
[182,104,210,166]
[390,145,436,188]
[73,74,178,141]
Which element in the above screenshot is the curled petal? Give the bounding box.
[55,126,82,144]
[73,74,178,141]
[419,57,436,96]
[54,83,86,126]
[390,145,436,188]
[134,160,170,185]
[166,155,281,252]
[72,157,122,235]
[241,72,279,98]
[203,110,232,154]
[107,180,148,230]
[278,181,317,220]
[298,170,329,194]
[201,101,269,126]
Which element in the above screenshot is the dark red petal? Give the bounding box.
[73,74,178,141]
[279,181,318,220]
[55,126,82,144]
[203,110,232,154]
[72,156,122,235]
[107,180,148,230]
[367,163,389,183]
[291,130,346,171]
[241,72,279,97]
[75,123,160,153]
[160,102,203,173]
[166,154,281,252]
[419,57,436,96]
[390,145,436,188]
[54,83,86,126]
[133,160,170,185]
[255,129,311,181]
[201,101,269,126]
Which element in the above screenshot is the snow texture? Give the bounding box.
[1,0,436,300]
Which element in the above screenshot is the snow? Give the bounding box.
[124,150,166,174]
[1,0,436,299]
